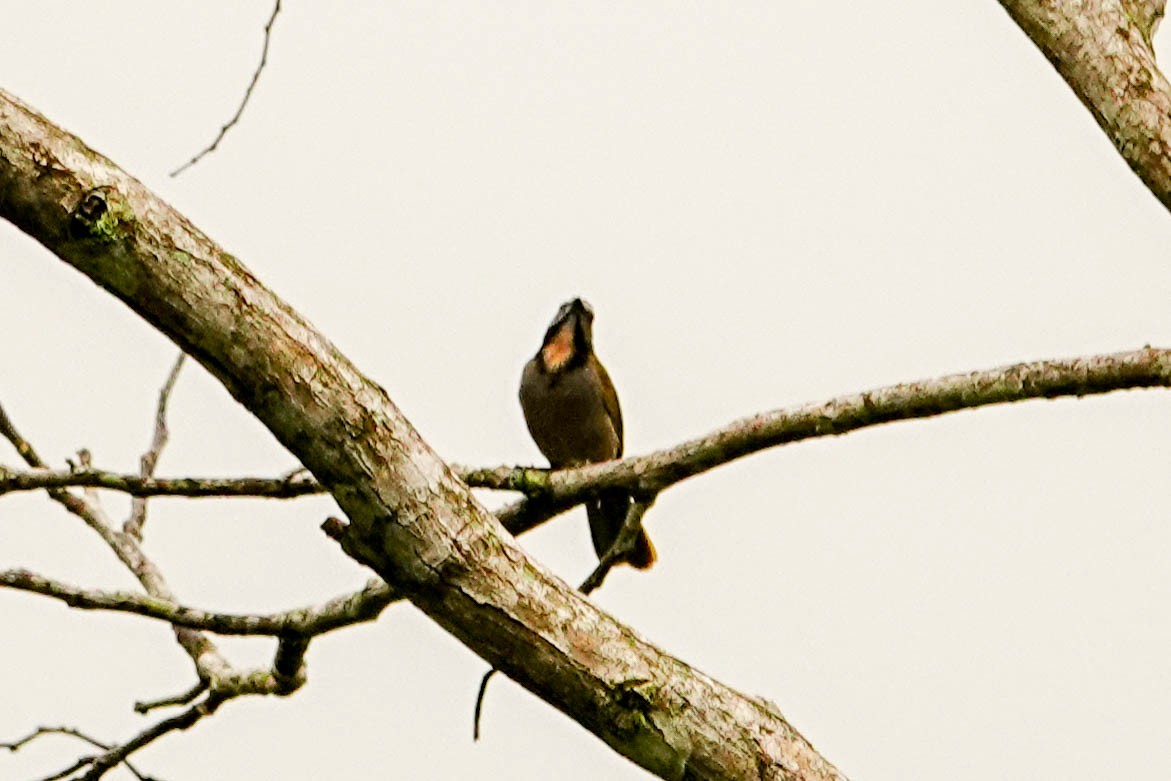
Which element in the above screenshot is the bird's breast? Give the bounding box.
[520,360,620,468]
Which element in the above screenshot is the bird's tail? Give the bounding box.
[588,489,656,569]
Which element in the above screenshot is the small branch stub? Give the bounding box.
[68,186,132,243]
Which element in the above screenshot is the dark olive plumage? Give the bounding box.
[519,299,655,569]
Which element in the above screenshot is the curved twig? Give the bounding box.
[124,352,185,539]
[0,568,393,637]
[169,1,283,177]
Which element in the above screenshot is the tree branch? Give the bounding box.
[998,0,1171,208]
[4,346,1168,523]
[0,396,235,683]
[0,347,323,778]
[124,352,184,540]
[80,694,223,781]
[0,467,324,498]
[0,568,393,636]
[0,87,844,780]
[493,345,1171,534]
[134,680,208,715]
[1,727,150,781]
[579,499,655,596]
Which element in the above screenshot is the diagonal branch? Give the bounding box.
[998,0,1171,209]
[80,693,224,780]
[490,346,1171,534]
[0,86,844,780]
[1,727,150,781]
[579,499,655,596]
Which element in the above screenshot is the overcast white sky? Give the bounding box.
[3,3,1171,779]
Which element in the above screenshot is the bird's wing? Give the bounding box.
[593,357,624,457]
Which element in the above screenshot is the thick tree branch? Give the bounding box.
[169,1,283,177]
[998,0,1171,208]
[0,88,842,780]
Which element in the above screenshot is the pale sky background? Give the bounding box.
[3,3,1171,779]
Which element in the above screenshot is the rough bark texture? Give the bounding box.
[0,89,844,781]
[999,0,1171,208]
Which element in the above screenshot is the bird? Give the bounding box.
[519,298,655,569]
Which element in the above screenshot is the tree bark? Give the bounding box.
[999,0,1171,209]
[0,89,843,781]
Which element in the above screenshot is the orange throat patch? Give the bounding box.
[541,323,575,371]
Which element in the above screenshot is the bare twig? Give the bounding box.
[0,568,393,637]
[135,680,208,714]
[169,1,283,177]
[0,402,46,466]
[15,661,311,780]
[2,726,105,752]
[80,694,224,780]
[578,499,655,596]
[0,400,232,681]
[41,756,98,781]
[125,353,185,539]
[1,726,151,780]
[0,468,323,498]
[472,669,498,741]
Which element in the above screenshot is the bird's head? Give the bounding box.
[539,297,595,373]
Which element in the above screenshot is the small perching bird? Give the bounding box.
[519,298,655,569]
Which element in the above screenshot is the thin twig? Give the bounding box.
[125,353,185,539]
[0,400,232,681]
[0,468,323,498]
[1,725,107,752]
[169,1,282,177]
[0,401,48,467]
[80,694,224,780]
[135,680,208,714]
[0,568,393,636]
[0,726,152,781]
[578,499,655,596]
[472,669,498,741]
